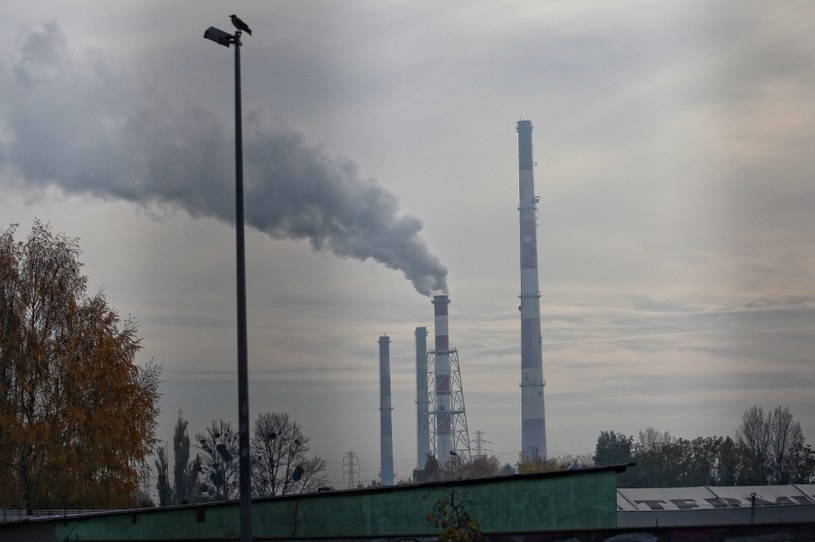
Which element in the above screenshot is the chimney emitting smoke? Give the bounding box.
[432,295,453,461]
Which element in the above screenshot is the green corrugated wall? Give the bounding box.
[44,468,617,541]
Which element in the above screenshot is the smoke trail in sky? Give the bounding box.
[0,23,447,296]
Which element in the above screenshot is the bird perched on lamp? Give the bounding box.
[230,14,252,35]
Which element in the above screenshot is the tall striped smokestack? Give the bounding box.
[517,120,547,460]
[378,335,394,485]
[415,326,430,470]
[432,295,453,461]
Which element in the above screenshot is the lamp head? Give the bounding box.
[204,26,233,47]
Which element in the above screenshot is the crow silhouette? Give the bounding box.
[230,14,252,35]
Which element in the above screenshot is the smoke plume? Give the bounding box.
[0,23,447,296]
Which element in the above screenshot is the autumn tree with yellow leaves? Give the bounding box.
[0,221,160,511]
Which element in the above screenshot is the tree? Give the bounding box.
[155,445,172,507]
[459,455,501,479]
[593,431,636,485]
[517,454,593,475]
[594,431,634,467]
[0,221,161,510]
[516,451,546,474]
[251,412,328,496]
[767,406,806,484]
[134,461,156,508]
[427,490,483,542]
[196,419,239,502]
[172,411,201,504]
[655,438,707,487]
[414,455,443,483]
[638,426,672,451]
[736,405,809,484]
[629,437,709,488]
[791,445,815,484]
[716,436,762,485]
[625,432,762,488]
[736,405,772,481]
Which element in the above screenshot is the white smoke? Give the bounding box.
[0,23,447,296]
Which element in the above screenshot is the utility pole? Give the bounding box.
[342,451,360,489]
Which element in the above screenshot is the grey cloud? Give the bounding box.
[1,23,447,297]
[542,294,815,367]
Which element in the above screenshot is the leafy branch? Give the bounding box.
[426,489,482,542]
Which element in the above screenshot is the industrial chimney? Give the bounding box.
[427,295,471,463]
[378,335,394,485]
[516,120,547,460]
[415,326,430,470]
[432,295,453,461]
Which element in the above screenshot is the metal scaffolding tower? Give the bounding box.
[427,347,471,464]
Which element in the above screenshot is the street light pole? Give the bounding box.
[233,29,253,542]
[203,21,252,542]
[450,450,461,479]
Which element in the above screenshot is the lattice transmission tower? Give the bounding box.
[427,347,471,464]
[342,451,360,489]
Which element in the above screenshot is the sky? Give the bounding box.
[1,1,813,489]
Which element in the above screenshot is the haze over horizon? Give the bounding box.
[2,2,813,488]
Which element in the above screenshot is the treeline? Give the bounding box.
[412,454,517,483]
[154,411,328,506]
[593,405,815,487]
[155,403,814,505]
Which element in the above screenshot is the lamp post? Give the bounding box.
[450,450,462,479]
[203,20,252,542]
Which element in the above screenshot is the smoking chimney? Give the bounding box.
[426,295,472,463]
[432,295,453,460]
[378,335,394,485]
[415,326,430,470]
[516,120,547,460]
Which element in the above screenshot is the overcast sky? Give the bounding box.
[2,1,813,488]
